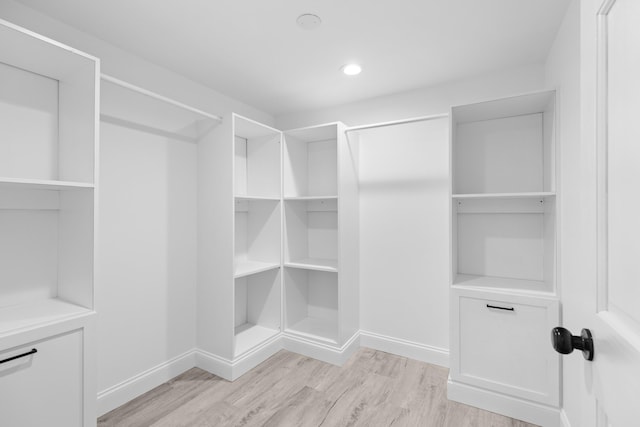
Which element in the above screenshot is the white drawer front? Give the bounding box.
[451,289,559,405]
[0,330,83,427]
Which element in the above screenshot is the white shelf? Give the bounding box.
[234,260,280,278]
[286,317,338,345]
[0,298,92,337]
[234,323,279,356]
[235,195,280,201]
[452,192,555,199]
[284,196,338,201]
[453,274,554,296]
[0,177,94,191]
[285,258,338,273]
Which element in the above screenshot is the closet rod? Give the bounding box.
[100,74,223,122]
[344,113,449,133]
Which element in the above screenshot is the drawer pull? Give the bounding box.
[0,348,38,365]
[486,304,514,312]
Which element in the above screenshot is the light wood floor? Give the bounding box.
[98,348,538,427]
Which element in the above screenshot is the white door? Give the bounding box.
[585,0,640,425]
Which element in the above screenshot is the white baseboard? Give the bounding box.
[560,409,571,427]
[97,349,196,417]
[359,330,449,368]
[230,334,282,380]
[282,332,360,366]
[447,379,562,427]
[196,334,282,381]
[194,349,233,381]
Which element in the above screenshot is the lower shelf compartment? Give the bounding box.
[234,268,281,356]
[234,323,280,357]
[286,316,338,345]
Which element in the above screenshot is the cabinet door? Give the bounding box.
[0,330,83,427]
[450,289,560,405]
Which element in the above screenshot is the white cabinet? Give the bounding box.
[448,91,561,425]
[0,331,84,427]
[0,19,98,427]
[450,288,560,406]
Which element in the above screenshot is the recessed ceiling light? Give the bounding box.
[297,14,321,30]
[342,64,362,76]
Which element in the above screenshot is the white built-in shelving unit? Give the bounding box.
[198,113,283,378]
[199,118,359,377]
[283,123,359,350]
[0,19,99,426]
[448,90,561,426]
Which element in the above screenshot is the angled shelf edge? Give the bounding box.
[285,259,338,273]
[0,177,95,190]
[234,261,281,279]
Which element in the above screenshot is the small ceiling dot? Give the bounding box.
[297,14,322,30]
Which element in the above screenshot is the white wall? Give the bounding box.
[278,65,547,361]
[355,119,449,355]
[97,115,197,403]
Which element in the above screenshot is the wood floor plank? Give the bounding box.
[98,348,541,427]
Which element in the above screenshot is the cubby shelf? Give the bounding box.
[452,192,555,199]
[234,323,279,357]
[0,177,94,190]
[284,258,338,273]
[284,196,338,201]
[234,195,280,201]
[452,274,554,296]
[234,261,280,278]
[0,298,92,337]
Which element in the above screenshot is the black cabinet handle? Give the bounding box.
[0,348,38,365]
[486,304,515,311]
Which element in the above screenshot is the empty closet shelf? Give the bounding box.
[285,258,338,273]
[234,261,280,278]
[234,323,279,356]
[0,298,93,337]
[453,274,553,295]
[0,177,94,190]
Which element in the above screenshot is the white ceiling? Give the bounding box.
[15,0,570,115]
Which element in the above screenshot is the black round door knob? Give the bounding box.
[551,327,594,361]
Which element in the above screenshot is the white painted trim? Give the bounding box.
[196,334,283,381]
[560,409,572,427]
[359,330,450,368]
[282,331,360,366]
[194,349,234,381]
[96,349,197,416]
[447,379,561,427]
[229,334,283,380]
